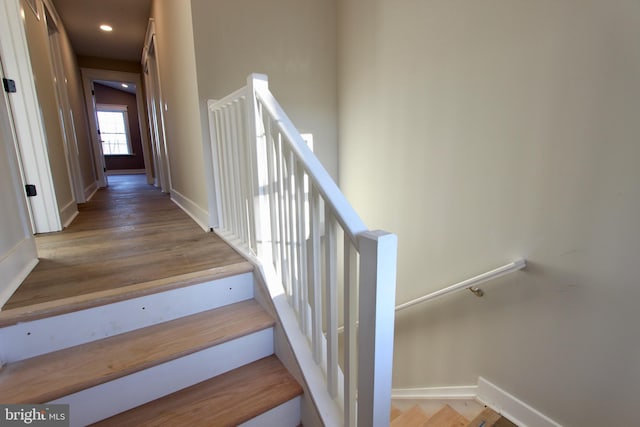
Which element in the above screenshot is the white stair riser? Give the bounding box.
[239,396,301,427]
[49,327,274,427]
[0,272,254,362]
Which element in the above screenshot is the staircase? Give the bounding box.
[390,404,517,427]
[0,266,303,426]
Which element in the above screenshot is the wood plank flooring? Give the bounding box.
[2,175,247,310]
[423,405,468,427]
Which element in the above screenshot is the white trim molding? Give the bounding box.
[60,198,78,228]
[392,385,478,400]
[0,238,38,309]
[170,189,209,232]
[391,378,563,427]
[83,180,99,202]
[476,377,563,427]
[106,169,146,176]
[80,68,153,187]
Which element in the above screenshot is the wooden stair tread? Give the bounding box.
[391,405,430,427]
[0,261,254,327]
[0,300,273,404]
[422,404,468,427]
[91,355,302,426]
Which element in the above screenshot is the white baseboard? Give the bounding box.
[392,385,478,400]
[170,188,209,231]
[84,180,99,202]
[391,378,561,427]
[106,169,146,175]
[0,238,38,309]
[60,199,78,228]
[477,377,562,427]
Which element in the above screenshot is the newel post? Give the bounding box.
[357,230,398,427]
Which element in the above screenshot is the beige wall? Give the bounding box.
[338,1,640,425]
[190,0,339,180]
[150,0,207,212]
[21,0,74,217]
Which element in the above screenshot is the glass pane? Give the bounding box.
[97,111,125,133]
[97,110,130,155]
[101,134,129,155]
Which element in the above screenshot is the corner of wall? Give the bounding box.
[0,238,38,309]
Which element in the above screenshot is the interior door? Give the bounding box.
[90,81,108,187]
[144,38,170,193]
[0,54,38,306]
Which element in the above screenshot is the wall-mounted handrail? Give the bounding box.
[335,259,526,335]
[395,258,526,312]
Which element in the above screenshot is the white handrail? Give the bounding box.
[335,258,526,334]
[253,86,368,244]
[395,258,526,311]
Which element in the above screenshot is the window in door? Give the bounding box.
[96,104,132,155]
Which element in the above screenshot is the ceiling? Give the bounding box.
[51,0,152,62]
[95,80,137,94]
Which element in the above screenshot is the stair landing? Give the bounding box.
[0,174,250,325]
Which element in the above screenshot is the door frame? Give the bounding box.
[81,68,153,186]
[142,19,171,193]
[42,0,85,203]
[0,0,62,233]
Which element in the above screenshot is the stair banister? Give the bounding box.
[208,73,398,427]
[251,80,368,243]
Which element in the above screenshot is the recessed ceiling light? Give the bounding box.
[99,24,113,32]
[121,83,129,88]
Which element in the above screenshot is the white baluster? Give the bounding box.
[344,237,358,427]
[310,186,322,363]
[325,209,338,398]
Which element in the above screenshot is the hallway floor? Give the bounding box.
[1,175,248,312]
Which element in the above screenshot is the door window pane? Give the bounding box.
[97,106,132,155]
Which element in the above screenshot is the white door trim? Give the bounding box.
[80,68,153,186]
[0,0,62,233]
[142,19,171,193]
[42,0,84,203]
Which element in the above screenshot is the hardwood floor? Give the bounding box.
[2,175,247,311]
